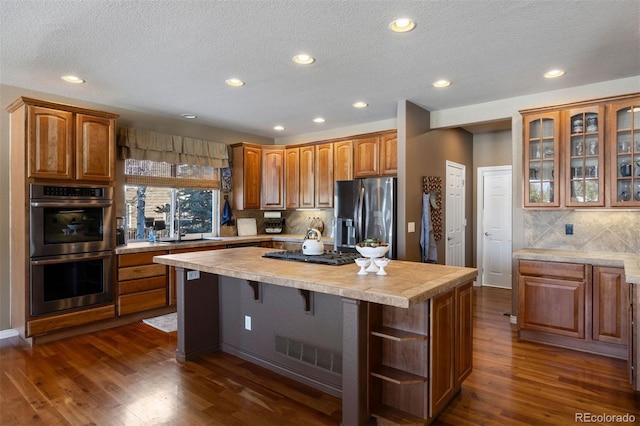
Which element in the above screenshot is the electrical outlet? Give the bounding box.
[186,270,200,280]
[408,222,416,233]
[244,315,252,331]
[565,224,573,235]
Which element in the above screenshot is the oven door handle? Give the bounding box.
[31,251,112,265]
[30,201,112,208]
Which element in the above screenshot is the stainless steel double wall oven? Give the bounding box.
[29,184,114,316]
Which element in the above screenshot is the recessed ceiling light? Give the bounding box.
[181,114,197,119]
[225,78,245,86]
[352,101,368,108]
[273,125,285,131]
[293,54,315,65]
[313,117,325,123]
[433,80,451,88]
[389,18,416,33]
[61,75,85,84]
[543,69,565,79]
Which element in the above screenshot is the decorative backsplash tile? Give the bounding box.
[524,210,640,252]
[232,209,334,237]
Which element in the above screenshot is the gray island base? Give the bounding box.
[154,247,477,425]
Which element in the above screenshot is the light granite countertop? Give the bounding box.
[153,247,478,308]
[513,248,640,284]
[115,234,316,254]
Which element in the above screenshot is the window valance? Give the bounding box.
[118,127,230,168]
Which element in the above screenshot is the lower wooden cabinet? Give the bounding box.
[518,260,628,359]
[368,280,473,423]
[117,251,168,316]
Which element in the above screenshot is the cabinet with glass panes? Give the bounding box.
[610,98,640,207]
[565,106,605,207]
[523,112,560,207]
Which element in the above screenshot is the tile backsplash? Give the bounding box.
[231,209,335,237]
[524,210,640,252]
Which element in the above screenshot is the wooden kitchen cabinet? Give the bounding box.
[368,280,472,423]
[333,139,353,181]
[354,136,380,177]
[609,97,640,207]
[592,266,628,346]
[232,143,262,210]
[379,133,398,175]
[261,146,285,209]
[518,260,628,359]
[314,143,334,208]
[521,92,640,209]
[299,145,315,208]
[117,251,168,316]
[354,131,398,178]
[284,147,300,209]
[564,105,605,207]
[11,97,118,183]
[523,112,561,207]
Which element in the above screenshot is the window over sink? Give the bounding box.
[124,159,220,241]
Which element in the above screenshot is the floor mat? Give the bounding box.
[142,312,177,333]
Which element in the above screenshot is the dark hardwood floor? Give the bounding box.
[1,287,638,425]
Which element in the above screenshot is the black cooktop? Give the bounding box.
[263,250,360,266]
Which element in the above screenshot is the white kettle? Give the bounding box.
[302,228,324,255]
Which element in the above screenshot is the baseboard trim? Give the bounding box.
[0,329,19,340]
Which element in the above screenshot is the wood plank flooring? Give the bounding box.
[1,287,638,425]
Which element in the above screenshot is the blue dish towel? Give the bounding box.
[221,198,233,226]
[420,192,437,263]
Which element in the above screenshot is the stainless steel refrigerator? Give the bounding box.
[334,177,397,259]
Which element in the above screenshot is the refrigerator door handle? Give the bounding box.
[355,184,365,242]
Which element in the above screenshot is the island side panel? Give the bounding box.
[217,275,343,396]
[175,267,220,361]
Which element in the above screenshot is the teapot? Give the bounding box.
[302,228,324,255]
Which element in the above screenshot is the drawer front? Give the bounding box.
[518,260,585,280]
[118,289,167,316]
[119,275,167,295]
[118,263,167,281]
[118,251,167,267]
[27,305,115,336]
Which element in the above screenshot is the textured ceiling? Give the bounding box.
[1,1,639,138]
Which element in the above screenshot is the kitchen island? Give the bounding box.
[154,247,477,425]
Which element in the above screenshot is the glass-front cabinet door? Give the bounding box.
[524,112,560,207]
[610,98,640,207]
[565,106,605,207]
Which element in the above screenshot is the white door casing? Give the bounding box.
[445,161,465,267]
[477,166,512,288]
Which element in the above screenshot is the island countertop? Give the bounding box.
[153,246,478,308]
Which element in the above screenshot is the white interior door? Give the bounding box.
[479,167,512,288]
[445,161,465,267]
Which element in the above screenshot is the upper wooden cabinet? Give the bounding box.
[609,98,640,207]
[521,93,640,209]
[299,145,315,208]
[564,106,605,207]
[379,133,398,175]
[354,131,397,178]
[333,139,353,181]
[523,112,561,207]
[10,97,118,183]
[261,147,285,209]
[232,143,262,210]
[315,143,334,208]
[284,147,300,209]
[354,136,379,177]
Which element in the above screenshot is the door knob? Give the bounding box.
[485,232,492,236]
[447,236,453,241]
